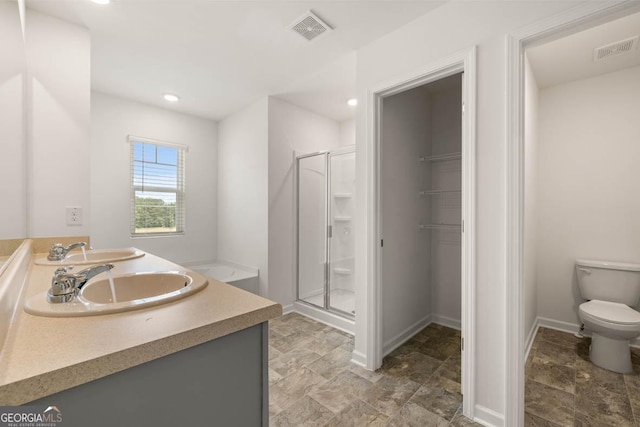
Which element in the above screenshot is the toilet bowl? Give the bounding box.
[578,300,640,373]
[576,259,640,373]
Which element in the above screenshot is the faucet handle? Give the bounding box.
[54,266,74,276]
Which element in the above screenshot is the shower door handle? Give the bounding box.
[327,225,333,238]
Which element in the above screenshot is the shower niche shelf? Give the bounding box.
[334,216,352,222]
[334,268,352,275]
[333,193,352,199]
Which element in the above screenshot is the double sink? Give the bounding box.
[25,248,208,317]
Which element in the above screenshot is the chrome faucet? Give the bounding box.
[47,264,114,303]
[47,242,87,261]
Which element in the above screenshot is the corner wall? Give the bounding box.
[90,92,218,264]
[26,9,91,238]
[0,1,27,239]
[536,65,640,326]
[217,99,269,296]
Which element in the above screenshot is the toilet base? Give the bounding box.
[590,332,632,373]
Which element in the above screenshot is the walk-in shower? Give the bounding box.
[296,147,355,324]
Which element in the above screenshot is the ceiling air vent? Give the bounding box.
[593,36,639,61]
[289,10,332,42]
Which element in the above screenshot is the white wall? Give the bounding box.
[267,97,341,306]
[381,86,432,348]
[26,9,90,238]
[0,1,27,239]
[354,0,578,420]
[524,55,539,340]
[339,119,356,147]
[429,80,462,325]
[536,65,640,326]
[217,98,269,296]
[90,92,217,264]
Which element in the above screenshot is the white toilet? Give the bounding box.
[576,259,640,373]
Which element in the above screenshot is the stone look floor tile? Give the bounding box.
[358,374,421,417]
[449,413,484,426]
[307,346,353,380]
[383,351,443,384]
[418,335,461,362]
[524,412,563,426]
[270,396,334,427]
[270,347,323,378]
[308,370,375,414]
[525,380,574,427]
[575,383,635,427]
[325,399,389,427]
[271,367,328,407]
[527,357,575,394]
[349,363,385,383]
[432,356,461,384]
[386,401,449,427]
[269,315,469,426]
[534,340,576,368]
[409,375,462,421]
[575,356,627,396]
[539,328,579,349]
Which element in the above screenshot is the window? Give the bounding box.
[130,136,186,236]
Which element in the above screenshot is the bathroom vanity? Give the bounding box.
[0,241,281,427]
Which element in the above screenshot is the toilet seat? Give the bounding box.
[580,300,640,325]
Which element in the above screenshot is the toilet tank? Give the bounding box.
[576,259,640,306]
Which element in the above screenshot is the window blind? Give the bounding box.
[129,136,186,236]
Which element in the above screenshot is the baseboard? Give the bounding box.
[524,319,539,362]
[474,404,504,427]
[382,314,432,357]
[281,304,294,315]
[431,314,461,330]
[292,301,355,335]
[537,316,640,348]
[350,350,367,368]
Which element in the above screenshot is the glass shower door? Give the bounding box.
[328,151,356,316]
[297,154,327,309]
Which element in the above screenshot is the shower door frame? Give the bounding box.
[295,146,356,320]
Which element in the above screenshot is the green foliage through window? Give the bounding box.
[130,138,185,235]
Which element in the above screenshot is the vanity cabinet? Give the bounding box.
[30,323,269,427]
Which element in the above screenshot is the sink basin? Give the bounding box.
[34,248,145,266]
[81,272,192,304]
[24,271,208,317]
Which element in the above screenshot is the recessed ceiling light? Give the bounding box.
[163,94,180,102]
[347,98,358,107]
[91,0,111,5]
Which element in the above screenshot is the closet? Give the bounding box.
[381,73,462,353]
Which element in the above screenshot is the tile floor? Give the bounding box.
[268,312,480,426]
[525,327,640,426]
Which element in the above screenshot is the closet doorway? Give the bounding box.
[366,47,476,418]
[380,74,463,352]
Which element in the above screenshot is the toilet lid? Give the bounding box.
[580,300,640,325]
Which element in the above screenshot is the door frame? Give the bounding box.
[366,46,477,418]
[504,1,640,425]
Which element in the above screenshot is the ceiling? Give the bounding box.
[26,0,446,122]
[527,11,640,89]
